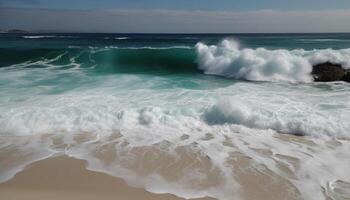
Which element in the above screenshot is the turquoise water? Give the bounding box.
[1,33,350,200]
[1,33,350,94]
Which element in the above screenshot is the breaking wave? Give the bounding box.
[2,39,350,83]
[196,39,350,83]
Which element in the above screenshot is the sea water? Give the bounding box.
[1,33,350,199]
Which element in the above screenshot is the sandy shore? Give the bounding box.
[0,146,302,200]
[0,156,211,200]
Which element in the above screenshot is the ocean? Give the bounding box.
[1,33,350,199]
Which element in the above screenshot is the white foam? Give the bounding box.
[115,37,129,40]
[23,35,79,39]
[204,93,350,138]
[196,39,350,83]
[23,35,56,39]
[1,81,350,199]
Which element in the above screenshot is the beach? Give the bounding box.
[0,156,203,200]
[0,152,300,200]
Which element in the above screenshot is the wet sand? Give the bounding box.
[0,156,211,200]
[0,153,301,200]
[0,131,307,200]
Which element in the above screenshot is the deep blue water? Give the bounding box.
[2,33,350,50]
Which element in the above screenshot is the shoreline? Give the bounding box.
[0,155,211,200]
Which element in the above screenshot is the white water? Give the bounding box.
[115,37,129,40]
[23,35,79,39]
[196,39,350,83]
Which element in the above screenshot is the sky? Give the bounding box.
[2,0,350,11]
[1,0,350,33]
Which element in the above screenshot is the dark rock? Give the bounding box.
[342,71,350,82]
[312,62,346,82]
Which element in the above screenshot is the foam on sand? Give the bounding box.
[0,79,350,200]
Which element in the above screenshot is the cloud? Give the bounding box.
[1,7,350,33]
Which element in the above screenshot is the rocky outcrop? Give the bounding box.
[312,62,349,82]
[342,71,350,82]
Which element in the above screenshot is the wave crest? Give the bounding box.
[196,39,350,83]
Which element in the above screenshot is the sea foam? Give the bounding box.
[196,39,350,83]
[22,35,79,39]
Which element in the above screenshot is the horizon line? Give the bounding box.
[2,31,350,34]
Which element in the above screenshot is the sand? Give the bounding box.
[0,131,306,200]
[0,156,212,200]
